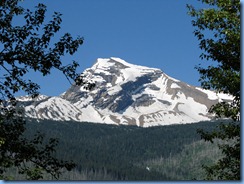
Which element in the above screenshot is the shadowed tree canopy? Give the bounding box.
[187,0,240,180]
[0,0,88,101]
[187,0,240,120]
[0,0,93,180]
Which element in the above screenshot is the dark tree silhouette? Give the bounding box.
[0,0,90,179]
[187,0,240,180]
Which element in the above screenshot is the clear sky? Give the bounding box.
[15,0,213,96]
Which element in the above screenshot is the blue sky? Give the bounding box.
[12,0,212,97]
[8,0,220,96]
[1,1,242,184]
[1,1,242,183]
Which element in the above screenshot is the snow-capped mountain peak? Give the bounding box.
[89,57,161,85]
[20,57,233,127]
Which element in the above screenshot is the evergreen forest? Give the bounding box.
[6,119,236,180]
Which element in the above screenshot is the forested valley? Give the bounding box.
[6,119,236,180]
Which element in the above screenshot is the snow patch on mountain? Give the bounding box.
[195,87,233,101]
[18,57,234,127]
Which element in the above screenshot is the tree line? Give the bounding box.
[8,118,233,180]
[0,0,240,180]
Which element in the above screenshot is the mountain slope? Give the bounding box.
[19,57,232,127]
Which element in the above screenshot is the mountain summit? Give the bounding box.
[19,57,232,127]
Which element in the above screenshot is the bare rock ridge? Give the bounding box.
[18,57,232,127]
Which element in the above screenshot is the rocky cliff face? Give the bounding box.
[19,57,232,127]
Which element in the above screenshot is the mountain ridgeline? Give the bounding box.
[12,58,236,180]
[18,57,232,127]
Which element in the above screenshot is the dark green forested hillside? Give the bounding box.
[12,119,234,180]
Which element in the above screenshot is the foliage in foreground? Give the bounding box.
[0,0,88,179]
[187,0,240,180]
